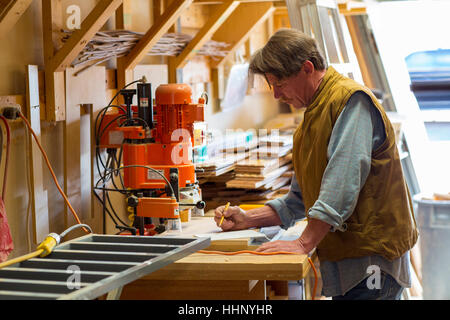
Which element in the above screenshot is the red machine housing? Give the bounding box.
[99,84,205,221]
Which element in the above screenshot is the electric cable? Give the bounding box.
[101,165,176,197]
[0,223,93,269]
[18,112,90,234]
[0,115,11,199]
[112,148,126,189]
[93,189,119,226]
[59,223,92,239]
[92,77,150,234]
[119,116,150,129]
[96,114,127,172]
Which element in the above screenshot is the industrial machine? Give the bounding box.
[95,81,206,236]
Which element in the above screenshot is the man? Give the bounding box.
[214,28,418,300]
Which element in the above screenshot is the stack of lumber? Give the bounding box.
[249,134,293,159]
[226,154,293,190]
[195,153,247,180]
[197,129,297,212]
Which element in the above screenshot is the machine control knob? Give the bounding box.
[196,201,206,209]
[127,195,139,207]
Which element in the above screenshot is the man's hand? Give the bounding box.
[256,218,331,254]
[255,239,309,255]
[214,205,248,231]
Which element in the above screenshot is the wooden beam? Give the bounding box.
[210,2,275,68]
[42,0,65,121]
[51,0,123,72]
[153,0,163,21]
[0,0,32,39]
[116,0,133,95]
[25,65,50,243]
[123,0,192,71]
[173,0,240,70]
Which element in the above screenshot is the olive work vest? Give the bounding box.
[293,67,418,262]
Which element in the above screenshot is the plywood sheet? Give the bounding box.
[65,66,106,230]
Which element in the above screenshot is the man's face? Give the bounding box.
[265,64,314,109]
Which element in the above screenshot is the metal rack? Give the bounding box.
[0,234,209,300]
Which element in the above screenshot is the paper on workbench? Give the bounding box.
[194,229,268,241]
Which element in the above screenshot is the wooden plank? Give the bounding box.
[42,0,65,122]
[123,0,192,71]
[51,0,123,72]
[64,66,107,228]
[25,65,49,243]
[116,0,134,95]
[116,0,132,30]
[210,2,275,68]
[143,252,307,281]
[153,0,163,21]
[344,15,375,88]
[141,218,310,281]
[173,0,240,70]
[0,0,32,39]
[133,64,168,99]
[121,279,266,300]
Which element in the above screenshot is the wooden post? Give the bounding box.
[116,0,133,101]
[210,2,275,69]
[42,0,123,122]
[25,65,50,243]
[42,0,65,122]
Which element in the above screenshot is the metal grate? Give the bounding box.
[0,234,209,300]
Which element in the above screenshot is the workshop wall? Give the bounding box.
[0,0,279,259]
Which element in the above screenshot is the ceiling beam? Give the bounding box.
[172,0,240,70]
[51,0,123,72]
[0,0,32,38]
[123,0,193,71]
[210,2,275,68]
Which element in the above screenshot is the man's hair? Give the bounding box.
[249,28,327,80]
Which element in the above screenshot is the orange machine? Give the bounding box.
[96,82,206,235]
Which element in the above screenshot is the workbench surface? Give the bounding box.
[120,217,317,300]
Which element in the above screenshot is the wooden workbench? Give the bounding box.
[120,217,319,300]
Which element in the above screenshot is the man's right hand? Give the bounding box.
[214,205,248,231]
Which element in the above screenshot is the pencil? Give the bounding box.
[219,202,230,227]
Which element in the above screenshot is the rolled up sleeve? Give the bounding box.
[265,177,306,229]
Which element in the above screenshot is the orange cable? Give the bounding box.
[19,112,89,234]
[198,249,318,300]
[0,115,10,200]
[308,257,318,300]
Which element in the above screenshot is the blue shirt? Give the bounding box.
[266,92,411,297]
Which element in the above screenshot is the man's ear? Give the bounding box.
[303,60,314,74]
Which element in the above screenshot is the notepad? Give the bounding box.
[195,229,268,241]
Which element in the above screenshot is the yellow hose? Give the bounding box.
[0,249,44,269]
